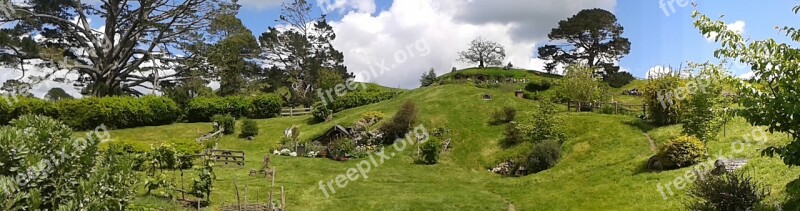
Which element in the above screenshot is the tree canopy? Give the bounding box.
[458,37,506,69]
[538,9,630,75]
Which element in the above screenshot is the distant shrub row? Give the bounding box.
[330,90,399,112]
[0,94,284,130]
[186,94,284,122]
[0,96,180,130]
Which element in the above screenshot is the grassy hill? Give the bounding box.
[110,82,799,210]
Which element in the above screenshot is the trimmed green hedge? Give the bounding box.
[331,90,398,112]
[186,94,283,122]
[0,96,181,130]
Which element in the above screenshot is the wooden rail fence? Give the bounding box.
[280,107,312,117]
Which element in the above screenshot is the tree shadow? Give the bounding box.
[623,119,657,133]
[782,178,800,210]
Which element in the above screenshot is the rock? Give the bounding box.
[713,159,748,175]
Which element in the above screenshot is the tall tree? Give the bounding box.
[206,3,259,96]
[0,0,226,97]
[458,37,506,69]
[538,9,630,75]
[259,0,351,105]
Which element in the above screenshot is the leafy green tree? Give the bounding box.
[558,65,609,106]
[0,79,30,95]
[317,68,345,91]
[679,63,733,142]
[44,87,74,101]
[458,37,506,69]
[161,71,215,108]
[259,0,352,105]
[207,4,260,96]
[419,68,437,87]
[538,9,631,75]
[643,70,682,125]
[693,5,800,165]
[0,0,227,96]
[604,71,635,88]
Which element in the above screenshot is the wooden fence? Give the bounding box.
[280,107,312,117]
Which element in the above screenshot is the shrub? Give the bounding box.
[379,101,418,144]
[240,118,260,138]
[248,94,284,119]
[518,139,562,174]
[312,101,333,122]
[331,90,399,112]
[417,137,442,165]
[658,135,706,167]
[686,172,768,211]
[604,71,635,88]
[643,72,682,125]
[185,95,283,122]
[491,106,516,124]
[525,79,552,92]
[0,115,137,209]
[149,143,178,170]
[361,111,386,123]
[170,139,203,170]
[328,137,355,160]
[502,102,565,147]
[558,65,610,105]
[212,114,236,135]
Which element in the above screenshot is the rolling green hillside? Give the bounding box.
[111,82,799,210]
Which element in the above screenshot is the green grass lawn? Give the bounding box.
[110,84,800,210]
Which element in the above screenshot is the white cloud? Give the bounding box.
[645,65,673,79]
[330,0,616,88]
[706,20,745,42]
[237,0,284,10]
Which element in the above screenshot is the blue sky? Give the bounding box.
[234,0,797,83]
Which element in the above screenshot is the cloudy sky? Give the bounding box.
[232,0,794,88]
[4,0,797,97]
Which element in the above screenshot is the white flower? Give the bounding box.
[273,150,280,155]
[280,149,292,156]
[289,152,297,157]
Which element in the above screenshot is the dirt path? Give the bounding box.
[643,133,657,152]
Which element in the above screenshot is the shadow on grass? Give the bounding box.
[623,119,657,133]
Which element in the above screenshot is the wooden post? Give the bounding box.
[244,184,248,209]
[234,178,241,211]
[180,169,185,200]
[281,186,286,210]
[269,168,276,210]
[614,102,619,115]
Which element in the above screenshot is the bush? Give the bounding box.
[379,101,418,144]
[525,79,552,92]
[643,72,682,125]
[312,101,333,122]
[185,95,283,122]
[491,106,516,124]
[212,114,236,135]
[687,172,768,211]
[658,135,706,167]
[240,118,259,138]
[417,137,442,165]
[518,139,562,174]
[501,102,564,147]
[328,137,355,160]
[361,111,386,123]
[0,115,137,209]
[331,90,399,112]
[604,71,635,88]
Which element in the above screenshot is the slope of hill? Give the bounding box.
[109,83,798,210]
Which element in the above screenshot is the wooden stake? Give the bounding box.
[234,178,241,211]
[280,186,286,210]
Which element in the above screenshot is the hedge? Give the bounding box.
[330,90,398,112]
[0,96,181,130]
[186,94,283,122]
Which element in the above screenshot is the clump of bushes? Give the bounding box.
[501,102,564,147]
[312,101,333,122]
[186,94,283,122]
[417,137,441,165]
[212,114,236,135]
[686,172,769,211]
[657,135,706,168]
[361,111,386,123]
[240,118,259,138]
[518,140,562,174]
[490,106,516,124]
[0,115,137,209]
[643,72,682,125]
[525,79,552,92]
[379,101,418,144]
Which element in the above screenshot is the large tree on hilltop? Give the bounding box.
[538,8,630,75]
[259,0,351,105]
[205,3,260,96]
[0,0,227,97]
[458,37,506,69]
